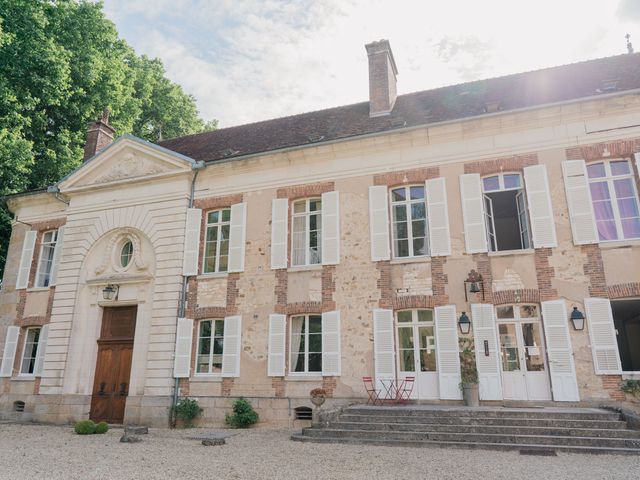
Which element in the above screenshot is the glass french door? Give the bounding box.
[497,305,551,401]
[396,310,439,400]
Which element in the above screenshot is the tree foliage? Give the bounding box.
[0,0,216,277]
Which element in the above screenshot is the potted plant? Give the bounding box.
[459,338,479,407]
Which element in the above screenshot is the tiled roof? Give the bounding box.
[158,53,640,163]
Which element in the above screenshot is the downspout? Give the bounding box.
[171,160,205,427]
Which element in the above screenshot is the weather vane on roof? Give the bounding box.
[626,33,634,54]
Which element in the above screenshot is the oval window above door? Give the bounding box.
[120,241,133,268]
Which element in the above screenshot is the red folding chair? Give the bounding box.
[363,376,382,405]
[397,376,415,403]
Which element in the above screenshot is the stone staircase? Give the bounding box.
[291,405,640,454]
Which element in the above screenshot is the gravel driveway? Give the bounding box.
[0,423,639,479]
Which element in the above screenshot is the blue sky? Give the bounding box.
[102,0,640,128]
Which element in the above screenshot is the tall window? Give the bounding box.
[35,230,58,287]
[482,173,531,251]
[390,185,429,258]
[196,319,224,374]
[203,209,231,273]
[290,314,322,373]
[20,327,41,375]
[587,159,640,241]
[396,310,436,373]
[292,198,322,266]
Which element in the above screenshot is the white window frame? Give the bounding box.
[289,314,322,375]
[587,159,640,242]
[481,173,531,252]
[395,309,436,373]
[389,185,430,259]
[19,327,41,376]
[194,318,225,376]
[120,240,133,268]
[35,230,58,288]
[202,209,231,274]
[291,198,322,266]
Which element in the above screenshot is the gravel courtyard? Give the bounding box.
[0,423,639,479]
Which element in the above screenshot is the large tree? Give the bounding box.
[0,0,216,278]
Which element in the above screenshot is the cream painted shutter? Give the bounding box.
[321,191,340,265]
[271,198,288,269]
[562,160,598,245]
[523,165,557,248]
[434,305,462,400]
[426,177,451,257]
[373,309,394,394]
[16,230,37,289]
[173,317,193,378]
[33,324,49,377]
[540,300,580,401]
[585,298,622,374]
[222,315,242,377]
[471,303,502,400]
[635,153,640,179]
[460,174,488,254]
[49,227,65,286]
[182,208,202,276]
[267,314,286,376]
[369,186,391,261]
[0,326,20,377]
[321,310,341,376]
[228,202,247,272]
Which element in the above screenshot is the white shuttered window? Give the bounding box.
[426,177,452,256]
[182,208,202,276]
[471,303,503,400]
[369,186,391,261]
[523,165,557,248]
[267,314,286,376]
[0,326,20,377]
[562,160,598,245]
[459,174,489,254]
[373,309,394,392]
[434,305,462,400]
[16,231,37,289]
[271,199,289,269]
[585,298,622,374]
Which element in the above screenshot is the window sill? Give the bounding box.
[622,372,640,380]
[26,287,50,293]
[488,248,535,258]
[197,273,228,280]
[190,375,223,382]
[288,265,323,273]
[11,375,36,382]
[599,239,640,250]
[390,256,431,265]
[286,375,323,381]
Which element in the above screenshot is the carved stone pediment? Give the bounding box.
[91,152,168,184]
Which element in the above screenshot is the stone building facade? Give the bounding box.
[1,41,640,426]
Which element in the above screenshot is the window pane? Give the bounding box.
[211,355,222,372]
[197,355,209,373]
[397,311,412,323]
[419,350,437,372]
[399,350,415,372]
[208,211,219,223]
[308,353,322,372]
[593,201,615,220]
[293,201,306,213]
[200,321,212,337]
[398,327,414,349]
[496,306,514,319]
[412,220,426,237]
[417,310,433,322]
[499,324,520,372]
[409,186,425,200]
[213,337,224,355]
[597,220,618,241]
[519,305,538,318]
[199,337,211,355]
[308,316,322,333]
[418,326,436,372]
[396,239,409,257]
[522,323,545,372]
[309,199,322,212]
[587,162,606,178]
[218,254,229,272]
[292,352,305,372]
[610,160,630,176]
[411,203,425,220]
[622,218,640,239]
[483,176,500,191]
[221,209,231,222]
[214,320,225,336]
[589,182,610,200]
[503,174,521,189]
[394,222,408,240]
[413,237,427,256]
[393,205,407,222]
[614,178,636,199]
[308,334,321,353]
[391,188,406,202]
[618,198,640,219]
[206,225,218,242]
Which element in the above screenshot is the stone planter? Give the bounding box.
[462,383,480,407]
[311,396,326,407]
[311,395,325,426]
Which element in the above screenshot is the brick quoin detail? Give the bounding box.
[392,295,435,310]
[272,377,285,398]
[565,138,640,161]
[431,257,449,306]
[226,273,240,315]
[376,261,392,308]
[178,378,190,397]
[464,154,538,175]
[373,166,440,187]
[321,265,336,311]
[221,378,234,397]
[534,248,558,301]
[493,289,541,305]
[607,282,640,299]
[472,253,494,304]
[274,269,288,315]
[581,244,607,297]
[322,376,337,397]
[601,375,625,401]
[33,377,41,395]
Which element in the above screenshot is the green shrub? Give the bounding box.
[459,337,479,388]
[95,421,109,434]
[74,420,96,435]
[172,397,202,428]
[621,379,640,397]
[225,397,259,429]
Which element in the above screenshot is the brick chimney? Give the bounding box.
[365,39,398,117]
[83,109,115,161]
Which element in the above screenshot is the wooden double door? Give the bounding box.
[90,306,137,424]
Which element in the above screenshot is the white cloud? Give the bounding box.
[102,0,639,128]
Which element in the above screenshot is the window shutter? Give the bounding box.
[16,230,37,289]
[426,177,451,256]
[34,324,50,377]
[459,174,488,254]
[271,198,289,269]
[584,298,622,374]
[228,202,247,272]
[182,208,202,276]
[222,315,242,377]
[321,191,340,265]
[267,314,286,376]
[173,318,193,378]
[0,326,20,377]
[434,305,462,400]
[373,309,394,394]
[471,303,502,400]
[635,153,640,180]
[368,186,390,261]
[562,160,598,245]
[49,227,65,286]
[523,165,557,248]
[540,300,580,401]
[321,310,341,376]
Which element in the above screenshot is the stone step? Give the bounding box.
[301,428,640,449]
[290,433,640,455]
[338,413,627,429]
[330,421,640,438]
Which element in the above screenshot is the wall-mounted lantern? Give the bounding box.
[458,312,472,335]
[570,306,586,331]
[102,284,119,301]
[464,269,484,301]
